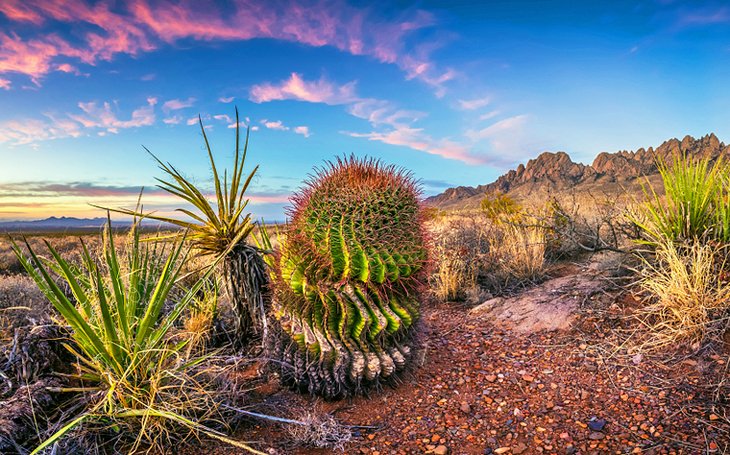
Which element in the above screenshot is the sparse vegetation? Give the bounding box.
[11,220,262,454]
[632,153,730,351]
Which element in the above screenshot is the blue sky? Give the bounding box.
[0,0,728,221]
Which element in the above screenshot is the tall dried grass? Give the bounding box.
[637,240,730,350]
[490,219,546,283]
[429,214,491,302]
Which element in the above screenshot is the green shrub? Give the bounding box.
[480,192,521,221]
[634,154,728,244]
[267,157,428,398]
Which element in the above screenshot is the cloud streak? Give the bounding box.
[252,73,495,163]
[0,98,159,145]
[0,0,453,93]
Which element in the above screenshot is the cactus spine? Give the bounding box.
[269,157,428,398]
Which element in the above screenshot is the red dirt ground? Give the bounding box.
[211,287,730,455]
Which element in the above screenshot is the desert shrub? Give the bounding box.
[480,192,521,221]
[633,154,729,244]
[637,240,730,349]
[429,214,491,302]
[108,109,267,343]
[13,221,262,454]
[544,194,632,258]
[489,218,546,283]
[266,157,428,398]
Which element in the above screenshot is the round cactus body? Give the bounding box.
[269,157,429,398]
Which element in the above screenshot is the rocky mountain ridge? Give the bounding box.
[425,133,728,209]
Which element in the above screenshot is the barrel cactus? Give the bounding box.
[268,157,429,398]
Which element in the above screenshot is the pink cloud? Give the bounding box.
[250,72,357,104]
[162,97,196,112]
[0,0,451,93]
[294,126,311,137]
[219,96,235,103]
[0,115,82,145]
[347,126,488,165]
[0,78,10,90]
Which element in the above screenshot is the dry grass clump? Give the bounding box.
[636,240,730,350]
[428,208,548,302]
[0,274,50,343]
[284,410,352,450]
[489,218,546,283]
[428,214,491,302]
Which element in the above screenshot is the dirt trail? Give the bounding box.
[470,252,626,333]
[217,253,728,455]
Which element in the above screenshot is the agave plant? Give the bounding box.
[12,218,264,454]
[266,157,429,398]
[106,109,268,342]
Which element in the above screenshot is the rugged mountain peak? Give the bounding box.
[425,133,730,209]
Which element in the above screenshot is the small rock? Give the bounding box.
[460,402,471,413]
[709,414,720,421]
[588,418,606,431]
[512,443,528,454]
[588,432,605,440]
[433,446,448,455]
[522,374,534,382]
[486,374,497,382]
[494,448,511,454]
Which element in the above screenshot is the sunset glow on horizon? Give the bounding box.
[2,0,730,221]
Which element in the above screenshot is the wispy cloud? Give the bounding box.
[465,115,528,142]
[163,116,182,125]
[218,96,235,103]
[0,98,158,145]
[0,0,453,94]
[347,127,488,165]
[162,97,195,112]
[250,72,358,104]
[251,73,488,163]
[69,97,157,133]
[478,110,500,121]
[0,78,10,90]
[458,96,491,111]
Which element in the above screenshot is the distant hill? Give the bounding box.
[0,216,153,233]
[424,133,728,210]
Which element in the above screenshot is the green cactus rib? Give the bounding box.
[269,156,429,398]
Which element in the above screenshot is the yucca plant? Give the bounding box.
[266,157,429,398]
[106,109,267,342]
[716,171,730,243]
[633,153,726,244]
[12,219,264,454]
